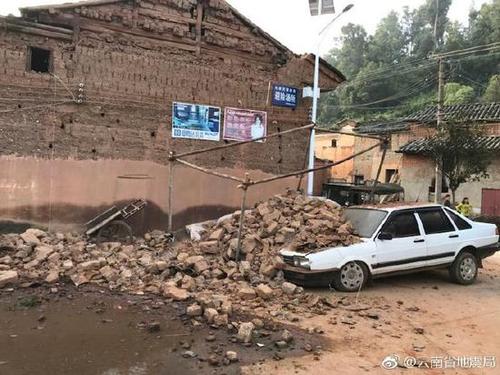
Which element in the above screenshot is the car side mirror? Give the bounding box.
[378,232,393,241]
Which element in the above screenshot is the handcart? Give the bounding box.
[84,199,147,243]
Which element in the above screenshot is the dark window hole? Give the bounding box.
[28,46,52,73]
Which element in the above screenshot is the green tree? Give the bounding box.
[444,21,470,52]
[426,123,495,204]
[469,0,500,46]
[318,0,499,126]
[325,23,368,78]
[368,11,406,65]
[444,82,475,105]
[409,0,453,56]
[482,75,500,102]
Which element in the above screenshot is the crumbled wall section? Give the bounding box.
[0,0,341,175]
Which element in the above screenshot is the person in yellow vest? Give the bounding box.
[456,197,473,218]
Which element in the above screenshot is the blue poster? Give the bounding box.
[272,84,299,108]
[172,102,221,141]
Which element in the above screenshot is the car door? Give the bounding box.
[372,211,427,275]
[417,208,461,266]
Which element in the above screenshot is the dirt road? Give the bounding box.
[0,286,326,375]
[1,253,499,375]
[245,253,500,375]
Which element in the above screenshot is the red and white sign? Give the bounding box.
[223,107,267,142]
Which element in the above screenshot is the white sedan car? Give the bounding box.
[280,204,499,292]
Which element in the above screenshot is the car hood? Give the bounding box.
[280,238,372,257]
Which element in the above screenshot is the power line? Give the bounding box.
[432,42,500,59]
[323,76,439,111]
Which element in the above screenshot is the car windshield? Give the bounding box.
[344,208,388,238]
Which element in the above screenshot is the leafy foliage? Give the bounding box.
[444,83,475,105]
[318,0,500,127]
[483,75,500,102]
[424,123,495,201]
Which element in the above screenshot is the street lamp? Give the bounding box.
[307,3,354,197]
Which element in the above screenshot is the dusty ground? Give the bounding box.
[245,253,500,375]
[0,285,327,375]
[1,254,499,375]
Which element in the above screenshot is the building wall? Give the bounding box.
[350,123,434,183]
[0,155,300,232]
[392,123,499,212]
[0,0,342,231]
[332,121,499,212]
[400,154,500,213]
[314,124,355,182]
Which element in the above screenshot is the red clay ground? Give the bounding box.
[244,253,500,375]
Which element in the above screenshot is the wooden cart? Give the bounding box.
[84,199,147,243]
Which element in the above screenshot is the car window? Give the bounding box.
[383,212,420,238]
[444,209,472,230]
[344,208,387,238]
[418,209,455,234]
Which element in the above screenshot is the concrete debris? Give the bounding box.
[225,351,238,362]
[0,191,355,328]
[237,322,255,343]
[0,270,18,287]
[199,190,360,260]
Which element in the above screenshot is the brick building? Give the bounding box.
[0,0,345,231]
[316,103,500,214]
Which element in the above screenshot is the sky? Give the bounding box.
[0,0,490,54]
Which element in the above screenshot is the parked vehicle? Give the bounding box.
[280,204,500,291]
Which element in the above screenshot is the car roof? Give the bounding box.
[349,203,443,213]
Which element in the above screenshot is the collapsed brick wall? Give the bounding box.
[0,0,336,175]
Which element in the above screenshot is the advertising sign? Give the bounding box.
[272,84,299,108]
[172,102,221,141]
[223,107,268,142]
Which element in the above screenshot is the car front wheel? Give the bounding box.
[332,262,369,292]
[449,252,478,285]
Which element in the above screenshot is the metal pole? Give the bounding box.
[235,173,250,262]
[307,42,321,197]
[167,152,175,233]
[306,4,354,197]
[434,58,444,203]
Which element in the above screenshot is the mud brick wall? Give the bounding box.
[0,0,334,175]
[0,0,343,230]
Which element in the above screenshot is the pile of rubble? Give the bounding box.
[0,191,359,339]
[196,189,359,257]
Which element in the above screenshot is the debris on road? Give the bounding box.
[0,191,366,346]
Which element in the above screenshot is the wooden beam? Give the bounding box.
[79,20,198,52]
[250,142,383,186]
[172,124,315,159]
[5,17,73,34]
[2,23,73,41]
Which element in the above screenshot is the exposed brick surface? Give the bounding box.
[0,0,343,175]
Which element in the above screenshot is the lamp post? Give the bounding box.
[307,3,354,196]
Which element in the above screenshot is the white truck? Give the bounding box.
[281,204,499,292]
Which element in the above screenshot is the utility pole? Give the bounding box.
[434,58,444,203]
[307,2,354,196]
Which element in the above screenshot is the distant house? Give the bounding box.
[315,103,500,215]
